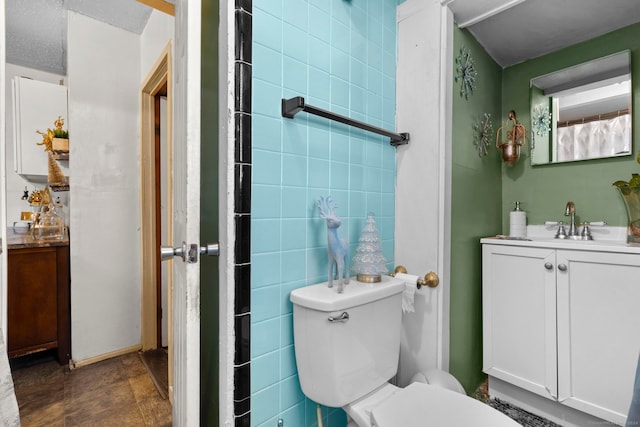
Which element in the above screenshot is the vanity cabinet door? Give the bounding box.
[7,245,70,364]
[8,248,58,354]
[556,250,640,426]
[482,244,558,400]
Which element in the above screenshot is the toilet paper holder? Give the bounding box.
[390,265,440,289]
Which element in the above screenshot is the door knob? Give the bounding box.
[161,242,220,263]
[161,242,188,262]
[544,262,553,270]
[557,263,567,271]
[200,243,220,257]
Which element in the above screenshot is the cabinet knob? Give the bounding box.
[558,264,567,271]
[544,262,553,270]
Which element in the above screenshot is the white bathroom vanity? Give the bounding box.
[481,230,640,426]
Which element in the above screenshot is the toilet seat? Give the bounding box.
[370,382,521,427]
[344,383,401,427]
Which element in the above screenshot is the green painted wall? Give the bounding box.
[450,27,503,394]
[449,20,640,397]
[501,23,640,230]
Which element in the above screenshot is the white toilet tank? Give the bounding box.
[290,276,405,407]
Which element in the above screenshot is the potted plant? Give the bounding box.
[36,117,69,187]
[51,116,69,152]
[612,153,640,243]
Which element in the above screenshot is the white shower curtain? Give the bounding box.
[556,114,631,162]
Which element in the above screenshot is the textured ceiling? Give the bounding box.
[6,0,67,75]
[65,0,153,34]
[5,0,152,75]
[7,1,640,76]
[448,0,640,67]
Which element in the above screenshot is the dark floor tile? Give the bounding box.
[139,349,169,399]
[65,400,146,426]
[129,372,162,403]
[137,396,173,426]
[16,385,64,420]
[64,378,137,418]
[11,352,172,426]
[120,352,149,378]
[12,362,64,407]
[12,360,64,389]
[64,357,129,400]
[18,397,64,427]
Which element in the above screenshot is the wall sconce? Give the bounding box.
[496,110,526,166]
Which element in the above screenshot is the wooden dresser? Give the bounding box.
[7,228,70,364]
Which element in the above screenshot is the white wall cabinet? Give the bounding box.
[12,76,68,180]
[483,243,640,426]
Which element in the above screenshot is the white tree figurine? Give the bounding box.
[351,213,387,282]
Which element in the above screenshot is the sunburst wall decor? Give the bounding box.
[455,46,477,100]
[531,104,551,137]
[473,113,493,157]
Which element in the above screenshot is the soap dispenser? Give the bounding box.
[509,201,527,238]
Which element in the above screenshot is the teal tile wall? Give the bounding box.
[251,0,398,426]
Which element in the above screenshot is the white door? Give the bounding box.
[171,0,202,424]
[0,0,7,340]
[395,0,453,385]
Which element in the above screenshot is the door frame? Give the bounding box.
[0,0,7,340]
[395,0,452,384]
[140,41,173,398]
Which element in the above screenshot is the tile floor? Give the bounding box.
[474,379,561,427]
[11,351,172,426]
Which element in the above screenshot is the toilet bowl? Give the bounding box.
[290,276,520,427]
[345,382,520,427]
[411,369,466,394]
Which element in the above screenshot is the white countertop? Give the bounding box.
[481,225,640,254]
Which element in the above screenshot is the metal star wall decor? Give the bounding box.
[455,46,477,100]
[473,113,493,157]
[531,104,551,137]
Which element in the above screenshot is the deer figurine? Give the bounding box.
[317,196,350,293]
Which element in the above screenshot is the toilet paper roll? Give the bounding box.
[395,273,418,313]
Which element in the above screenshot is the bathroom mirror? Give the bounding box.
[530,50,632,165]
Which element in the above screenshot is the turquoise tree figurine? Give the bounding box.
[317,196,349,293]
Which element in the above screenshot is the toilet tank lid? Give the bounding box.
[290,275,404,312]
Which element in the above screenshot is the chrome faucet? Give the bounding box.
[564,201,578,237]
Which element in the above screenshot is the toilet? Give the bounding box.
[290,275,520,427]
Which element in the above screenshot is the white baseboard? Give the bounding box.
[70,344,142,369]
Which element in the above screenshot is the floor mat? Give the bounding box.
[139,348,169,400]
[489,398,562,426]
